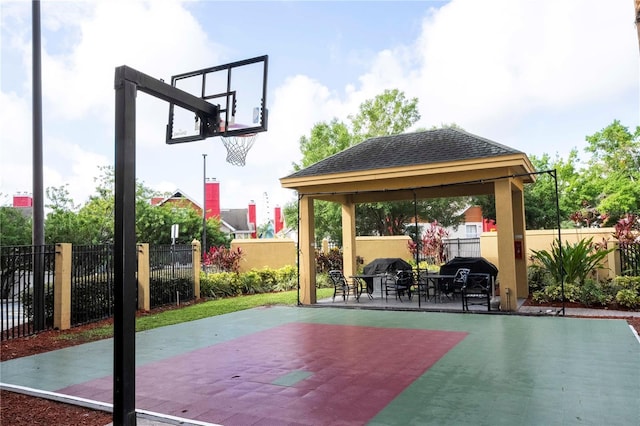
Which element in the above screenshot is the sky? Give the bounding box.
[1,0,638,227]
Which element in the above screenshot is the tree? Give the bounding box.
[472,151,584,230]
[44,185,88,244]
[580,120,640,222]
[0,207,32,245]
[288,90,422,244]
[294,119,351,170]
[350,89,421,142]
[205,217,230,249]
[524,152,582,229]
[289,119,353,244]
[287,90,472,243]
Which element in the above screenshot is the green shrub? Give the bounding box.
[272,265,298,291]
[200,271,241,298]
[150,277,193,307]
[275,265,297,282]
[615,289,640,308]
[254,268,278,289]
[238,270,266,295]
[577,279,612,307]
[612,276,640,309]
[407,259,440,272]
[614,276,640,291]
[200,266,303,297]
[528,264,552,293]
[316,273,332,289]
[23,277,116,326]
[530,237,613,286]
[532,283,579,303]
[21,286,55,325]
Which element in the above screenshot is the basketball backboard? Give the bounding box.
[166,55,268,144]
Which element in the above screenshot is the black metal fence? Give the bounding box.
[149,244,194,308]
[71,245,115,326]
[619,242,640,276]
[1,245,56,340]
[443,238,481,260]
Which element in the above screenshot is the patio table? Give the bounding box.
[349,274,384,300]
[417,274,456,304]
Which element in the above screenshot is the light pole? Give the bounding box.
[202,154,207,261]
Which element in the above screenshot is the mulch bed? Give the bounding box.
[0,390,112,426]
[1,300,638,426]
[1,300,206,426]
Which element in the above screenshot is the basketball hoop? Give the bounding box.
[221,133,257,166]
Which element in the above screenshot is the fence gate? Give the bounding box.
[619,242,640,276]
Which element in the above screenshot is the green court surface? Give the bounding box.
[1,307,638,425]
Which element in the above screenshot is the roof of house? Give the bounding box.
[153,189,199,207]
[283,128,524,179]
[220,208,253,233]
[154,190,254,234]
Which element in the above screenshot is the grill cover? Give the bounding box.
[439,257,498,280]
[361,258,413,294]
[363,258,413,275]
[437,257,498,294]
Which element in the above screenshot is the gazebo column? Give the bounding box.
[299,195,316,305]
[512,182,528,299]
[339,196,357,278]
[494,178,519,311]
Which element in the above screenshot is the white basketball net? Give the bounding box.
[221,133,257,166]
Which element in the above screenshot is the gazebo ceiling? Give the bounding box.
[280,128,536,202]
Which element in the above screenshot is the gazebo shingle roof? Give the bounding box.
[284,128,523,179]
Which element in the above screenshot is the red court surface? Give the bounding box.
[59,323,467,425]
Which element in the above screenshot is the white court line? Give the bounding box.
[0,383,219,426]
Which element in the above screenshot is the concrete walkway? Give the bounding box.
[2,306,638,425]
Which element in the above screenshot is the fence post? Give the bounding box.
[54,243,71,330]
[609,241,621,277]
[192,240,201,299]
[322,238,329,254]
[137,243,150,311]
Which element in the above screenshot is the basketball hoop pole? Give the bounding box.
[113,66,219,426]
[202,154,207,259]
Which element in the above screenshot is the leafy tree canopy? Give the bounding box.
[581,120,640,222]
[474,120,639,229]
[0,165,230,247]
[0,207,31,245]
[285,89,469,244]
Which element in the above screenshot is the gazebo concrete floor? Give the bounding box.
[1,306,638,425]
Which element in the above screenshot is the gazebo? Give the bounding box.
[280,128,536,311]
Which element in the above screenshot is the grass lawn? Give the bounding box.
[59,288,334,343]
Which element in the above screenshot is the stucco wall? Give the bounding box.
[230,239,297,273]
[355,235,413,266]
[230,236,414,272]
[480,228,618,279]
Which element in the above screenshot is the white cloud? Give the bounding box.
[0,90,31,196]
[41,0,224,124]
[410,0,638,132]
[283,0,638,160]
[1,0,637,217]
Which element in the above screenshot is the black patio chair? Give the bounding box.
[439,268,470,300]
[328,270,353,302]
[413,270,432,301]
[385,270,413,302]
[462,273,491,311]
